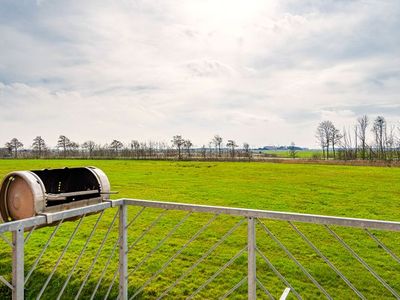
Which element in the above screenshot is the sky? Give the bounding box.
[0,0,399,148]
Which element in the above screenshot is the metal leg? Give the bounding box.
[12,227,24,300]
[248,217,256,300]
[119,205,128,300]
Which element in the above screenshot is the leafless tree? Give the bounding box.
[6,138,23,158]
[357,115,369,160]
[316,121,335,159]
[32,136,46,157]
[183,139,193,158]
[57,135,71,157]
[226,140,238,158]
[243,142,251,160]
[131,140,140,158]
[331,126,342,159]
[373,116,386,160]
[172,135,185,159]
[82,140,96,158]
[200,145,207,159]
[110,140,123,155]
[213,135,223,157]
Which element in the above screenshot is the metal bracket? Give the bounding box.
[104,200,118,208]
[38,212,55,224]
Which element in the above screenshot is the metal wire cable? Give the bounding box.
[258,219,332,300]
[257,278,275,300]
[326,225,400,299]
[219,276,247,300]
[289,222,365,299]
[365,229,400,264]
[158,218,245,299]
[130,214,219,300]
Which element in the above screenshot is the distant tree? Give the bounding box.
[243,142,252,160]
[213,135,223,157]
[357,115,369,160]
[32,136,46,157]
[183,139,193,157]
[6,138,23,158]
[288,142,297,159]
[316,121,335,159]
[373,116,386,160]
[200,145,207,159]
[110,140,123,154]
[226,140,238,158]
[171,135,185,159]
[131,140,140,158]
[331,126,342,159]
[57,135,71,157]
[82,140,96,158]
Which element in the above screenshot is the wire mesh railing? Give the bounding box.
[0,198,399,299]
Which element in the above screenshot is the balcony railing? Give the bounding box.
[0,198,399,299]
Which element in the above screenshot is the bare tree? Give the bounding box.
[131,140,140,158]
[57,135,71,157]
[110,140,123,155]
[357,115,369,160]
[200,145,207,159]
[226,140,238,158]
[316,121,335,159]
[6,138,23,158]
[213,135,223,157]
[288,142,297,159]
[183,139,193,158]
[82,140,96,158]
[172,135,185,159]
[243,142,251,160]
[331,126,342,159]
[32,136,46,158]
[373,116,386,160]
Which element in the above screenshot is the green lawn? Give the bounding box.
[262,150,322,159]
[0,160,399,299]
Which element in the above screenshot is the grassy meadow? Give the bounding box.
[0,160,399,299]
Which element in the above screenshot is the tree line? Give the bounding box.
[1,134,254,161]
[316,115,400,161]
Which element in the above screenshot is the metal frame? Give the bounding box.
[0,198,399,299]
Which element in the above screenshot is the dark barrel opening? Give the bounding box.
[32,167,101,206]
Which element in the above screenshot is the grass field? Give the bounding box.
[262,150,322,159]
[0,160,399,299]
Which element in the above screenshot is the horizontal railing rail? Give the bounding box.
[0,199,399,299]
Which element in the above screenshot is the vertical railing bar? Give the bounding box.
[186,246,246,300]
[1,232,14,248]
[248,217,256,300]
[90,237,119,300]
[56,210,105,300]
[24,225,37,243]
[219,276,247,300]
[128,211,192,277]
[365,229,400,264]
[36,215,85,300]
[25,219,64,284]
[158,218,245,299]
[256,248,302,300]
[258,219,332,300]
[119,204,128,300]
[104,206,149,300]
[326,225,400,298]
[130,213,219,300]
[12,226,24,300]
[74,209,119,300]
[126,209,168,254]
[289,222,366,299]
[256,278,275,300]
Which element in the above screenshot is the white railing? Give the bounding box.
[0,199,399,299]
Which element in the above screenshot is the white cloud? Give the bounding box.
[0,0,399,148]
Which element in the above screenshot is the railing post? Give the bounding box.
[248,217,256,300]
[119,204,128,300]
[12,226,24,300]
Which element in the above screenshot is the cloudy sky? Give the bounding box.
[0,0,399,148]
